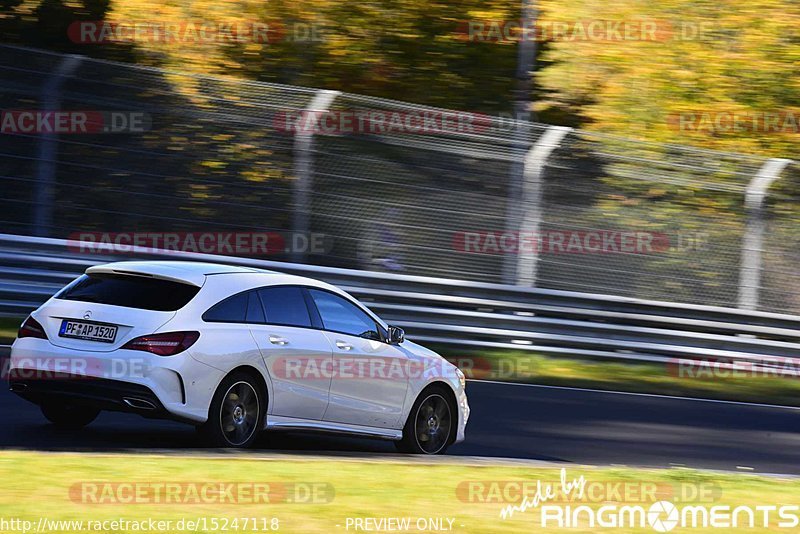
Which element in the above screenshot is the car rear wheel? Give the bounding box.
[201,372,265,448]
[41,402,99,429]
[396,386,455,455]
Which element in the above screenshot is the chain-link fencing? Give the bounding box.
[1,45,797,313]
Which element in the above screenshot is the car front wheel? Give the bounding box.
[396,386,455,455]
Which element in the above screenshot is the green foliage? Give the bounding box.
[537,0,800,157]
[4,0,798,156]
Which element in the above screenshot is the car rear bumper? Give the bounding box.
[9,337,223,424]
[8,372,177,419]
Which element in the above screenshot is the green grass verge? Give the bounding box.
[434,346,800,407]
[0,451,797,533]
[0,317,19,345]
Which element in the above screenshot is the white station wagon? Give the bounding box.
[9,261,469,453]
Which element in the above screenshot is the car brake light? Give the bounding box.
[121,331,200,356]
[18,316,47,340]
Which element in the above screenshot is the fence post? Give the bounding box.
[738,158,792,310]
[501,0,538,284]
[33,54,83,237]
[514,125,572,286]
[290,89,339,263]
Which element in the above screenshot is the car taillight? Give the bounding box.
[18,315,47,340]
[121,331,200,356]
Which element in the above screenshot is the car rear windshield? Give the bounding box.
[55,273,200,312]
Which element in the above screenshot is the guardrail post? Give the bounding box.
[514,125,572,286]
[33,54,83,237]
[290,89,339,264]
[738,158,792,310]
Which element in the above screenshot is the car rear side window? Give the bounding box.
[203,291,265,324]
[55,273,200,312]
[257,286,312,328]
[246,292,266,323]
[203,291,249,323]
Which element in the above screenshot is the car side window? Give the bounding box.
[203,291,248,323]
[246,291,266,323]
[257,286,312,328]
[308,289,381,340]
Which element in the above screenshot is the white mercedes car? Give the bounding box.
[8,261,469,453]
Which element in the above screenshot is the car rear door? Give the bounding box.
[250,286,332,421]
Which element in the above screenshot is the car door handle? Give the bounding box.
[269,335,289,345]
[335,341,352,351]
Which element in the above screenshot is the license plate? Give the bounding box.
[59,320,117,343]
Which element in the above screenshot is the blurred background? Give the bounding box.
[2,1,800,315]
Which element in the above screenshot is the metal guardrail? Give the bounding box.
[1,233,799,366]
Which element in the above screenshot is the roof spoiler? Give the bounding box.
[86,264,205,287]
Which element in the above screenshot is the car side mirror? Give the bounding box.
[388,325,405,345]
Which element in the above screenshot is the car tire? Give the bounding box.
[201,372,265,448]
[396,385,455,455]
[41,402,99,429]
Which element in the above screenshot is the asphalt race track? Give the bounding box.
[2,346,800,475]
